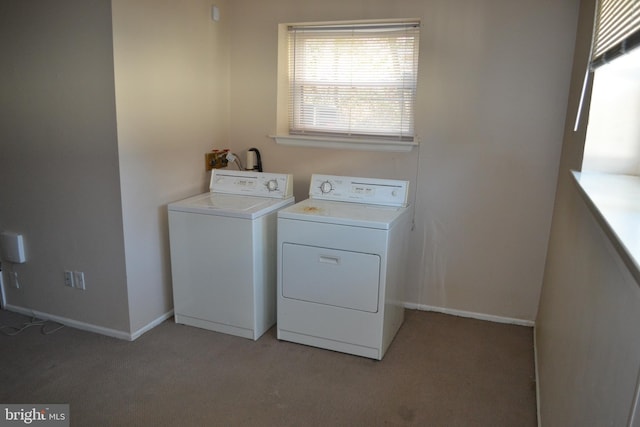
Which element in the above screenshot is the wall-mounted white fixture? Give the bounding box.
[211,5,220,22]
[0,232,26,264]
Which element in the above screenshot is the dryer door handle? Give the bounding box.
[319,255,340,265]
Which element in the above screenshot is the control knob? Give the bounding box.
[319,181,333,194]
[266,179,279,192]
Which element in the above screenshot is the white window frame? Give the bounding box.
[574,0,640,282]
[273,19,420,152]
[581,0,640,172]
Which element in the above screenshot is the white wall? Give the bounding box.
[538,179,640,425]
[537,0,640,424]
[0,0,583,337]
[226,0,579,323]
[111,0,230,332]
[0,0,230,337]
[0,0,130,331]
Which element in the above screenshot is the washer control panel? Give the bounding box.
[210,170,293,198]
[309,174,409,207]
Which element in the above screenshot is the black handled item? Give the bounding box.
[248,148,263,172]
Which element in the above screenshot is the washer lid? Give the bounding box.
[277,198,408,229]
[169,192,294,219]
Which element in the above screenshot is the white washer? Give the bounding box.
[277,174,411,360]
[168,169,294,340]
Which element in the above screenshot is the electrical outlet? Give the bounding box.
[74,271,85,290]
[64,270,74,287]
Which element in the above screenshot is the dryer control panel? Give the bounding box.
[309,174,409,207]
[210,170,293,198]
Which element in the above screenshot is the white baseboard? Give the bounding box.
[404,302,535,327]
[4,304,173,341]
[533,325,541,427]
[130,310,174,340]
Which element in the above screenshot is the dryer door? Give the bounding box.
[281,243,380,313]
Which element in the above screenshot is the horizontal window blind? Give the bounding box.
[574,0,640,130]
[591,0,640,68]
[288,22,420,140]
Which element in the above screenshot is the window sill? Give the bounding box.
[572,170,640,284]
[270,134,418,152]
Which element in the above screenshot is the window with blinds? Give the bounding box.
[591,0,640,68]
[574,0,640,130]
[287,21,420,142]
[581,0,640,175]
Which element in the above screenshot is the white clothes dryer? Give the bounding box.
[168,169,294,340]
[277,174,411,360]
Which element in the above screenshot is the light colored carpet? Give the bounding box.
[0,309,536,426]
